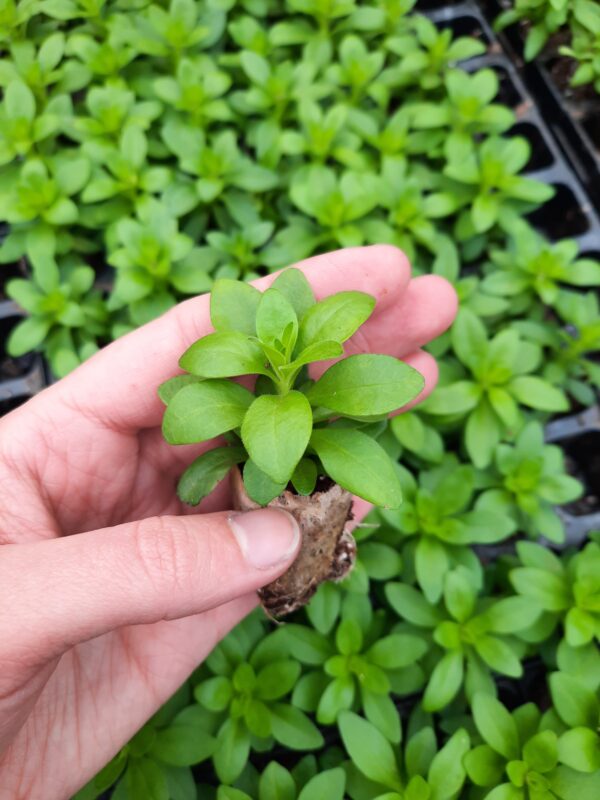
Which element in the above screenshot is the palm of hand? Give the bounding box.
[0,247,456,799]
[0,404,246,799]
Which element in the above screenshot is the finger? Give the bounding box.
[0,508,301,666]
[393,349,439,412]
[50,245,412,430]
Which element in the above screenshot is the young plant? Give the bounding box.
[477,421,582,544]
[466,693,600,798]
[193,614,322,785]
[380,455,516,602]
[443,136,555,238]
[386,568,539,711]
[217,763,346,800]
[160,268,424,614]
[106,198,212,326]
[6,254,108,377]
[286,616,427,742]
[482,224,600,312]
[339,711,471,800]
[421,308,569,467]
[510,540,600,647]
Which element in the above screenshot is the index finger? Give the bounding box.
[46,245,412,431]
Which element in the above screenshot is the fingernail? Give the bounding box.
[229,509,300,570]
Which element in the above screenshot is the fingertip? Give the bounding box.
[411,274,459,335]
[395,349,439,412]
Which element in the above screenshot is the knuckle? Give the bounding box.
[130,516,200,598]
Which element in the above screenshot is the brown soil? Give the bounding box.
[231,467,355,617]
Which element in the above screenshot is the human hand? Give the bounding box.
[0,246,456,799]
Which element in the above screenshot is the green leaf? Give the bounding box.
[385,583,443,627]
[474,635,522,678]
[549,672,599,729]
[7,317,51,356]
[509,376,569,412]
[421,381,481,415]
[522,730,558,773]
[284,625,332,665]
[297,768,346,800]
[363,689,402,744]
[415,536,449,604]
[428,728,470,800]
[214,719,250,785]
[242,391,313,484]
[464,744,506,787]
[307,355,424,416]
[310,428,402,508]
[472,694,519,760]
[177,446,245,505]
[297,291,375,350]
[423,651,464,712]
[367,633,428,669]
[6,80,36,121]
[151,724,215,767]
[271,268,316,320]
[126,758,169,800]
[465,400,501,468]
[291,458,318,495]
[289,340,344,368]
[180,332,268,378]
[270,703,324,750]
[258,762,296,800]
[256,287,298,349]
[558,728,600,772]
[549,766,600,800]
[158,375,203,404]
[243,459,286,505]
[162,381,253,444]
[510,568,570,611]
[338,712,402,791]
[211,279,262,335]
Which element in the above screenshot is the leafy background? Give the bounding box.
[1,0,600,798]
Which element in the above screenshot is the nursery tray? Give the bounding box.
[479,0,600,210]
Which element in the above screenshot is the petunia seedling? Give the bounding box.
[160,268,424,615]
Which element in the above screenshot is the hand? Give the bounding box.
[0,246,456,799]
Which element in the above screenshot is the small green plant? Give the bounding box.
[339,711,471,799]
[160,268,423,509]
[421,308,569,468]
[477,421,582,544]
[465,693,600,798]
[380,455,516,602]
[285,616,427,742]
[217,763,346,800]
[510,540,600,647]
[386,567,539,712]
[6,254,108,377]
[482,225,600,313]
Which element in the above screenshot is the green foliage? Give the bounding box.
[477,421,582,544]
[496,0,600,90]
[161,270,423,508]
[511,540,600,647]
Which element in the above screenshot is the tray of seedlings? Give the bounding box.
[481,0,600,210]
[1,0,600,798]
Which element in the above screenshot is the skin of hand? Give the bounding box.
[0,245,457,800]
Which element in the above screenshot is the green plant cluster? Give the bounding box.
[495,0,600,91]
[2,1,600,798]
[160,269,423,508]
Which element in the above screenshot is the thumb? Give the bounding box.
[0,508,299,664]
